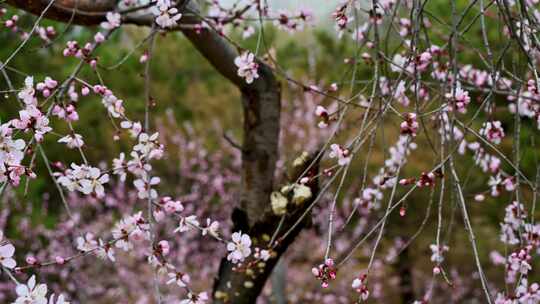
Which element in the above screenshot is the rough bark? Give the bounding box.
[4,2,317,303]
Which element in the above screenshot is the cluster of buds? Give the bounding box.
[400,113,419,137]
[417,171,436,187]
[312,258,337,288]
[35,77,58,98]
[4,14,18,31]
[351,274,370,302]
[63,41,97,67]
[52,104,79,122]
[36,25,56,42]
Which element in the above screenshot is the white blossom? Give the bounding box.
[0,243,16,268]
[179,292,208,304]
[234,52,259,84]
[58,134,84,149]
[14,275,48,304]
[226,231,252,264]
[151,0,182,28]
[101,12,121,30]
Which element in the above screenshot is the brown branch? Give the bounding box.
[5,0,117,25]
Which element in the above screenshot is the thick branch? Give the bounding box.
[5,0,118,25]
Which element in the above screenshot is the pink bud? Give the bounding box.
[94,32,105,43]
[55,256,65,264]
[26,256,37,265]
[45,77,58,89]
[140,53,149,64]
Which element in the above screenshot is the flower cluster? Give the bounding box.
[272,9,313,33]
[480,121,505,145]
[500,201,526,245]
[312,258,337,288]
[0,123,27,186]
[351,274,370,302]
[329,144,351,166]
[13,275,69,304]
[234,51,259,84]
[11,76,52,142]
[94,85,126,118]
[416,171,436,187]
[400,113,419,137]
[445,84,471,113]
[52,103,79,122]
[56,163,109,197]
[151,0,182,28]
[111,211,150,251]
